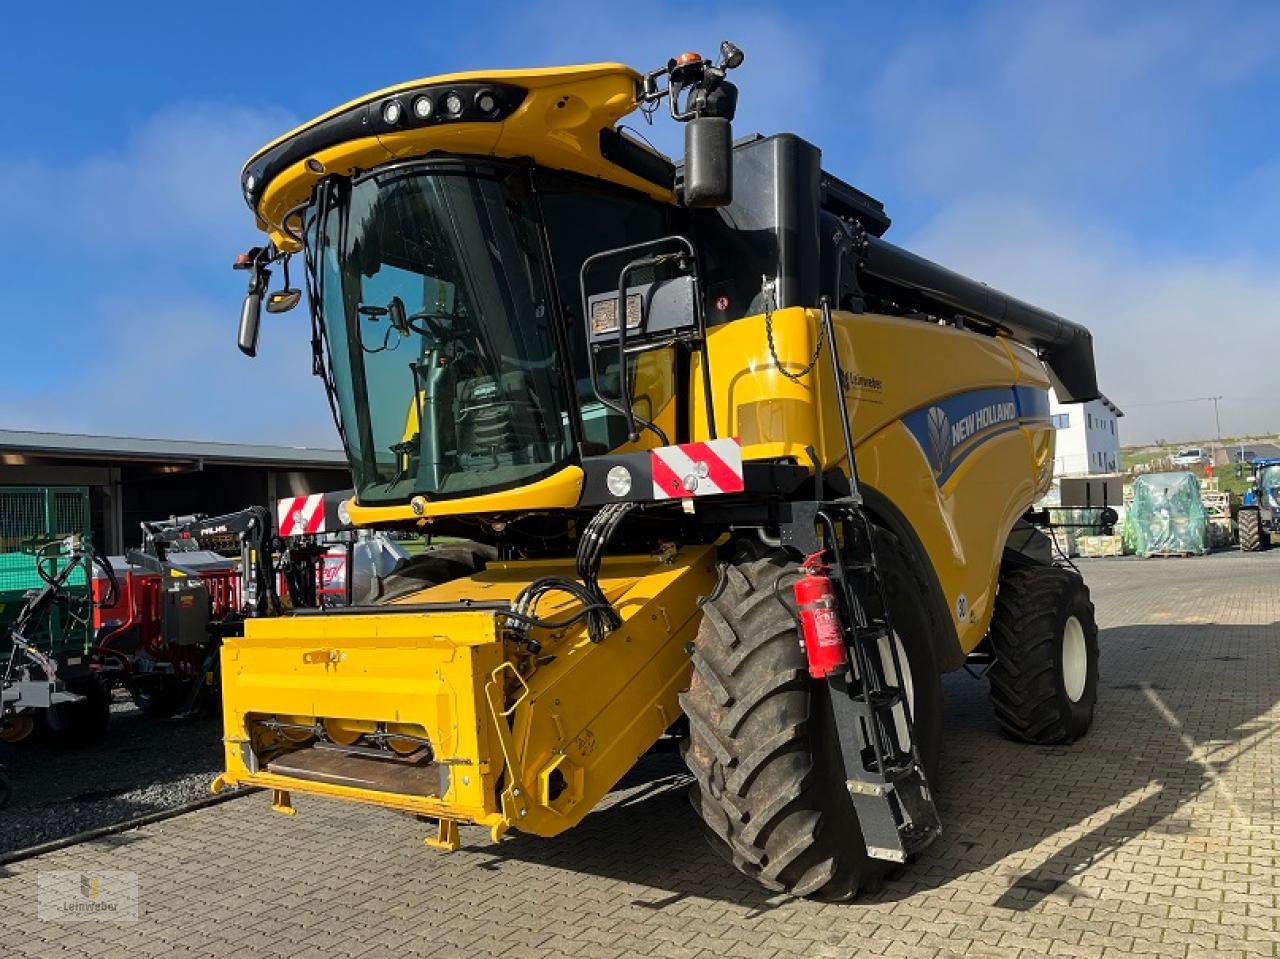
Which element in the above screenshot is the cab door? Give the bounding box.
[536,171,682,454]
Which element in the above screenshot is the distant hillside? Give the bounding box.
[1119,435,1280,497]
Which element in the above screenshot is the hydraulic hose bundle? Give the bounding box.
[508,503,637,646]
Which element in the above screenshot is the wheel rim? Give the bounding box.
[877,632,915,749]
[1061,615,1088,703]
[0,713,34,743]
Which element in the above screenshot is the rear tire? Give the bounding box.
[1238,508,1266,552]
[0,713,35,743]
[987,566,1098,745]
[360,542,496,605]
[40,675,112,746]
[680,533,943,900]
[129,679,187,718]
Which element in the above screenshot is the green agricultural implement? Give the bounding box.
[0,486,115,747]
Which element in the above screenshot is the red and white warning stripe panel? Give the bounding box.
[277,493,327,535]
[650,438,744,499]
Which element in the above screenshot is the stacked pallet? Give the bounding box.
[1077,534,1124,557]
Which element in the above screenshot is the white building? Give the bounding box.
[1049,394,1123,476]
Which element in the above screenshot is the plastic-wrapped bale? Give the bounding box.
[1124,472,1209,557]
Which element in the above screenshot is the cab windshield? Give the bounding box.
[310,164,574,503]
[1259,465,1280,496]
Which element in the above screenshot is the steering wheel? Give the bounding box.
[406,311,459,342]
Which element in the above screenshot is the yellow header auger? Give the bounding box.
[217,43,1101,899]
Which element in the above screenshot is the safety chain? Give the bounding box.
[763,276,825,383]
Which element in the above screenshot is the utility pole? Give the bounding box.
[1208,395,1223,465]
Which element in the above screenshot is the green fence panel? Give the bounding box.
[0,486,94,659]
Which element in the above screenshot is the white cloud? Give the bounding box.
[6,102,294,261]
[452,2,824,157]
[864,1,1280,444]
[905,198,1280,443]
[867,1,1280,206]
[75,292,335,446]
[0,101,334,447]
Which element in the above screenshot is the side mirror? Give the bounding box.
[387,295,409,335]
[234,247,270,357]
[266,288,302,314]
[238,290,262,357]
[683,116,732,208]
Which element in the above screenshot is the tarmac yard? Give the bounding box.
[2,552,1278,959]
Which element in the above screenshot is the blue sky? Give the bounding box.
[2,0,1278,445]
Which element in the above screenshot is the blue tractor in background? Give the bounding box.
[1237,458,1280,551]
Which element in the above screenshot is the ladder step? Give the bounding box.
[845,761,942,862]
[851,688,903,711]
[853,623,888,643]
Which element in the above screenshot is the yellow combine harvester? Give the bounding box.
[217,44,1101,898]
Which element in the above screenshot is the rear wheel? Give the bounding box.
[129,679,188,718]
[680,534,943,900]
[40,675,112,746]
[1238,508,1266,552]
[0,713,35,743]
[359,542,497,605]
[987,565,1098,745]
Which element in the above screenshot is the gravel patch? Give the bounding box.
[0,687,224,854]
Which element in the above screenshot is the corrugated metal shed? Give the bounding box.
[0,430,345,468]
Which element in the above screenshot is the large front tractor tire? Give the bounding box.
[1238,507,1267,552]
[680,537,942,900]
[987,565,1098,745]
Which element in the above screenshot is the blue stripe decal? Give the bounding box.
[902,386,1050,486]
[1014,385,1051,422]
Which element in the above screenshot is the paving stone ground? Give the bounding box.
[2,551,1278,958]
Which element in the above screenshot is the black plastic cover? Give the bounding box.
[683,118,734,208]
[859,237,1099,402]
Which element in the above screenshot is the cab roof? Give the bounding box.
[241,63,675,251]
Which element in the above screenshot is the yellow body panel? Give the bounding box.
[690,306,1052,650]
[251,64,671,250]
[219,547,717,837]
[345,464,585,527]
[341,305,1052,653]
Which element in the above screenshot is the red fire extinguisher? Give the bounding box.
[793,551,848,678]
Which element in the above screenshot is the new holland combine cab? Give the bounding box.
[218,45,1101,898]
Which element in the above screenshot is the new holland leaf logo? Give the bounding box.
[926,406,953,474]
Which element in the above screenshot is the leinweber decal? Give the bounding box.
[840,369,884,406]
[840,369,884,393]
[903,386,1051,485]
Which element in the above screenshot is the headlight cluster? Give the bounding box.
[241,81,527,210]
[376,85,514,131]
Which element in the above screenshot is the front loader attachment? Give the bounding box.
[216,547,717,841]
